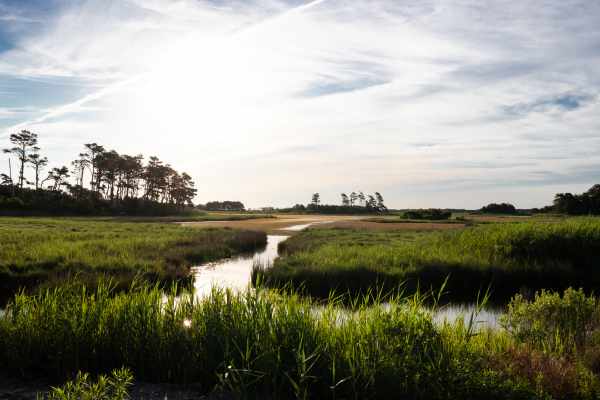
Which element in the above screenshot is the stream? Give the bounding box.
[0,222,502,329]
[189,222,502,329]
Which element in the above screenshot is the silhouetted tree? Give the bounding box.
[83,143,105,192]
[3,130,38,189]
[375,192,386,212]
[350,191,358,206]
[358,191,366,206]
[28,150,48,190]
[341,193,349,206]
[46,166,70,191]
[311,192,320,207]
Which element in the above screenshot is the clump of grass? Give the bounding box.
[39,368,133,400]
[256,218,600,302]
[0,280,561,399]
[0,217,266,299]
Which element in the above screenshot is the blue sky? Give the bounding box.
[1,0,600,208]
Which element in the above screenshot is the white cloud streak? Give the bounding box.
[1,0,599,208]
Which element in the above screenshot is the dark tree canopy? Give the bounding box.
[553,185,600,215]
[199,201,245,211]
[480,203,517,214]
[1,131,197,215]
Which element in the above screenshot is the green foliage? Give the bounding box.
[0,281,553,399]
[501,288,599,354]
[480,203,518,215]
[256,218,600,302]
[0,217,266,298]
[402,209,452,220]
[39,368,133,400]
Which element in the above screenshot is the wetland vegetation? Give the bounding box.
[0,217,266,302]
[254,218,600,303]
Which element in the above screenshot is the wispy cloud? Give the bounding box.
[1,0,600,208]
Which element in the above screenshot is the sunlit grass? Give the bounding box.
[0,217,266,297]
[255,218,600,302]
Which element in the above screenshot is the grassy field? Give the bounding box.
[0,217,266,301]
[2,282,599,399]
[254,218,600,303]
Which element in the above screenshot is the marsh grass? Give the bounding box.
[0,217,266,299]
[255,218,600,302]
[0,280,553,399]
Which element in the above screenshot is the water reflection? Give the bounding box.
[283,221,332,231]
[434,304,502,330]
[191,235,288,298]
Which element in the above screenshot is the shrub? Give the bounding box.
[402,209,452,220]
[501,288,599,354]
[480,203,517,214]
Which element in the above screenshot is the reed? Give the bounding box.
[0,281,538,399]
[255,218,600,302]
[0,217,266,300]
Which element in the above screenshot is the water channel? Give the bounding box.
[189,222,502,329]
[0,222,502,329]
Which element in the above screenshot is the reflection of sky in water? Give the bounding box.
[284,221,331,231]
[434,304,502,330]
[192,235,288,298]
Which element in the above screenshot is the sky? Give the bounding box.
[0,0,599,209]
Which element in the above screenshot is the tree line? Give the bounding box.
[552,185,600,215]
[287,191,388,214]
[197,201,245,211]
[1,130,197,214]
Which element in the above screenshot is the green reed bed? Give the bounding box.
[4,281,591,399]
[0,217,266,299]
[254,218,600,302]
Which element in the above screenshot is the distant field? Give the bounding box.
[0,217,266,299]
[254,217,600,302]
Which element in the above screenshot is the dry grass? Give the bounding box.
[180,214,360,234]
[322,219,466,231]
[181,214,466,233]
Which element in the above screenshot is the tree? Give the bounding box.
[358,191,366,206]
[28,150,48,190]
[71,153,90,188]
[3,130,38,189]
[341,193,349,206]
[366,194,377,209]
[350,192,358,207]
[375,192,387,212]
[311,192,320,207]
[83,143,105,192]
[0,173,12,186]
[46,166,70,191]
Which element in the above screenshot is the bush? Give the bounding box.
[501,288,599,354]
[481,203,517,214]
[402,209,452,220]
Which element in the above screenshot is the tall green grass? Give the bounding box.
[0,217,266,301]
[0,281,556,399]
[255,218,600,302]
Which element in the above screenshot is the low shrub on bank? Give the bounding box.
[255,219,600,302]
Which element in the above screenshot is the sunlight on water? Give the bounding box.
[191,235,289,298]
[434,304,502,330]
[283,221,332,231]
